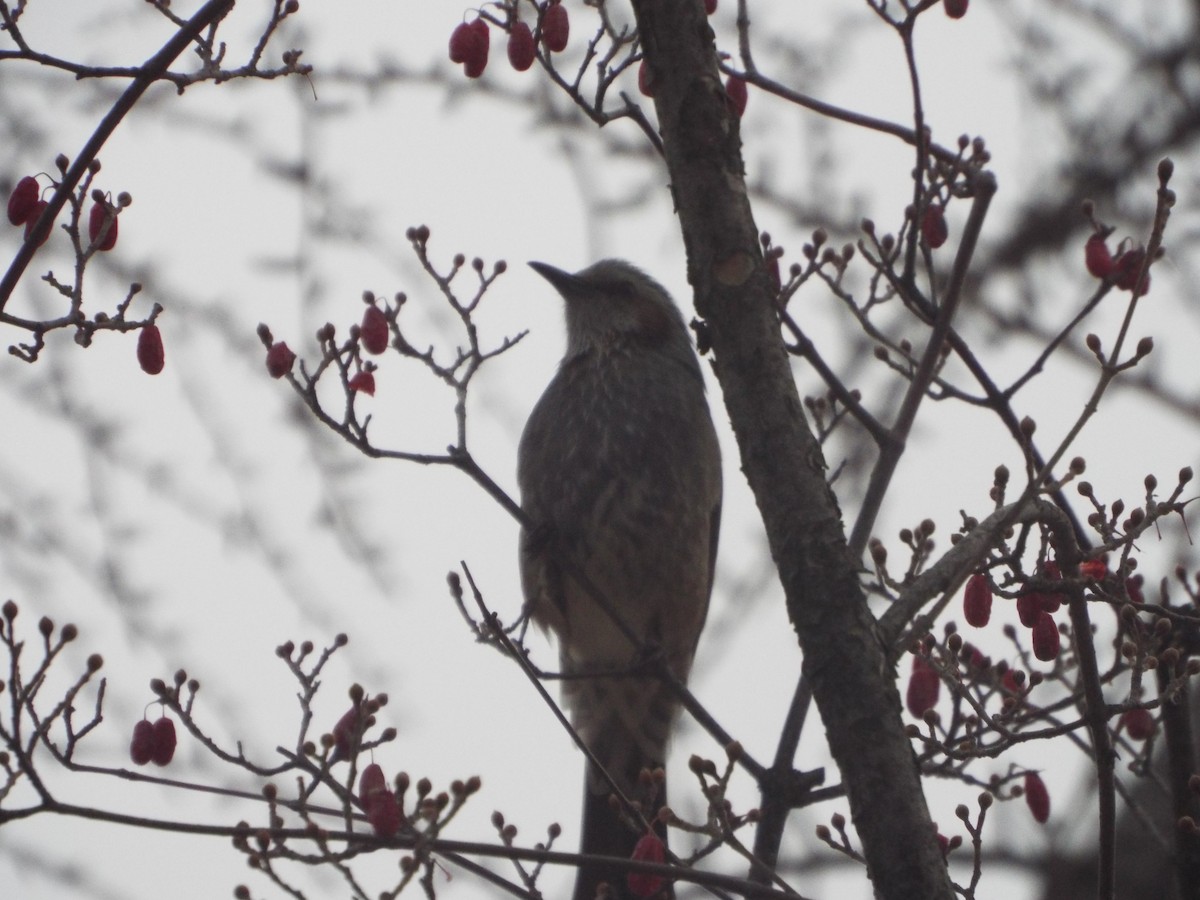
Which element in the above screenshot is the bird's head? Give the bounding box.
[529,259,696,362]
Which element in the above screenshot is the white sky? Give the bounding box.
[1,2,1195,899]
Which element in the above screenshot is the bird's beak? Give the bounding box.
[528,261,582,298]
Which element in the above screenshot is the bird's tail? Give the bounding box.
[566,671,678,900]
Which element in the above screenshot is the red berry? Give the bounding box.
[905,655,940,717]
[542,2,569,53]
[1085,234,1113,278]
[1024,771,1050,823]
[1125,576,1145,605]
[637,59,655,98]
[7,176,39,226]
[464,18,490,78]
[365,790,401,836]
[349,371,376,396]
[627,831,665,898]
[1113,248,1150,294]
[152,716,177,766]
[508,21,535,72]
[331,706,361,761]
[1016,592,1042,627]
[963,643,986,671]
[1031,611,1060,662]
[1035,568,1063,612]
[137,324,165,375]
[130,719,155,766]
[767,253,781,292]
[725,75,748,117]
[944,0,968,18]
[1002,668,1024,696]
[922,204,948,249]
[1079,559,1108,580]
[360,305,389,355]
[23,200,51,246]
[359,763,388,806]
[266,341,296,379]
[962,573,991,628]
[448,22,473,63]
[704,0,718,13]
[88,202,118,252]
[1121,708,1156,741]
[1038,592,1062,614]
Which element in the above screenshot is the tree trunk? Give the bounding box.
[628,2,954,897]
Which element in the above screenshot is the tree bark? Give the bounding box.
[628,2,954,897]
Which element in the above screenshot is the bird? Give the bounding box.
[518,259,722,900]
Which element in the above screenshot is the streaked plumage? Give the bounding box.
[519,260,721,900]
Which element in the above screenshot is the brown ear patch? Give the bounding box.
[634,300,673,344]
